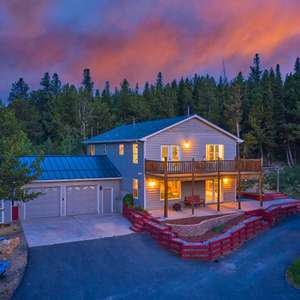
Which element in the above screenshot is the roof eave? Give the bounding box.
[82,139,144,144]
[26,177,123,184]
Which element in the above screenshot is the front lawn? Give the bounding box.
[287,257,300,289]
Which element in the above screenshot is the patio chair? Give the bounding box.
[0,260,10,277]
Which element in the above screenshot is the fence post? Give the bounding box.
[192,158,195,215]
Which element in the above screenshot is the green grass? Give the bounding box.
[211,224,225,233]
[287,257,300,288]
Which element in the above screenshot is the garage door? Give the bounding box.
[66,185,98,216]
[25,187,61,220]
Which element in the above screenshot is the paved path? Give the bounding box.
[22,214,132,247]
[14,215,300,300]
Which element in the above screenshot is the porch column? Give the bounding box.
[217,158,221,211]
[191,158,195,215]
[164,157,168,218]
[259,171,264,207]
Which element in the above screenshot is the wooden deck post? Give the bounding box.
[259,171,264,208]
[164,157,168,218]
[217,157,221,212]
[237,144,241,210]
[191,158,195,215]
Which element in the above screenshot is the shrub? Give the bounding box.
[123,193,134,208]
[287,257,300,288]
[135,205,145,212]
[172,203,181,211]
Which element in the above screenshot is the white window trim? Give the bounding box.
[160,181,181,201]
[119,144,124,156]
[160,145,181,161]
[133,178,139,199]
[206,144,224,160]
[132,143,138,164]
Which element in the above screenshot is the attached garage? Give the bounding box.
[19,155,122,221]
[25,187,61,219]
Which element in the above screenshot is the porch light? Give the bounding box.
[183,141,191,149]
[223,177,229,184]
[148,180,156,188]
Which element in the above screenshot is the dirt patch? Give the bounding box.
[0,222,28,300]
[164,214,227,225]
[182,215,248,242]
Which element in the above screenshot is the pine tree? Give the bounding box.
[81,68,94,96]
[8,78,29,103]
[50,73,62,96]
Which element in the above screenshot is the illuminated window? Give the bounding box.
[133,179,138,199]
[119,144,124,156]
[161,145,180,161]
[205,179,223,203]
[132,143,138,164]
[160,181,181,200]
[206,144,224,160]
[89,144,95,156]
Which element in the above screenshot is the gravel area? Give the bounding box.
[0,223,28,300]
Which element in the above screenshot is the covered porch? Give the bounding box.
[145,158,264,218]
[148,198,299,220]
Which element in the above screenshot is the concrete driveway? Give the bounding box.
[14,215,300,299]
[22,214,133,247]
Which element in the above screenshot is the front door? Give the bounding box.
[205,179,223,204]
[103,188,113,214]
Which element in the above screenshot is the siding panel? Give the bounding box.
[145,118,237,161]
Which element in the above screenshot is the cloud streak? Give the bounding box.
[0,0,300,98]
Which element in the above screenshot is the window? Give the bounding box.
[89,144,95,156]
[133,179,138,199]
[206,144,224,160]
[160,181,181,200]
[119,144,124,156]
[132,143,138,164]
[161,145,181,161]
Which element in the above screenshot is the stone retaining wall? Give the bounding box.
[167,213,243,238]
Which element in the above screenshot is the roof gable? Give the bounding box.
[20,155,121,181]
[83,114,242,144]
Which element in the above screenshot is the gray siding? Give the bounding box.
[146,180,204,210]
[95,142,145,207]
[145,118,237,161]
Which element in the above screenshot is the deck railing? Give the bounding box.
[145,159,262,175]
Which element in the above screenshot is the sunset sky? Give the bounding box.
[1,0,300,99]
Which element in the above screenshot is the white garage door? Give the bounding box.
[66,185,98,216]
[25,187,61,220]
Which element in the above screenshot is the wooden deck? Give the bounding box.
[145,159,261,176]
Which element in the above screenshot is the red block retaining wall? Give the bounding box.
[123,201,300,261]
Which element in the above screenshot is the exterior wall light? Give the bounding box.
[148,180,156,188]
[183,141,190,149]
[223,177,229,184]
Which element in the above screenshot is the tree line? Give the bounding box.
[2,54,300,167]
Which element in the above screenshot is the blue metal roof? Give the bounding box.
[83,115,190,144]
[20,155,121,181]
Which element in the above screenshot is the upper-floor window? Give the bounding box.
[89,144,95,156]
[133,178,138,199]
[119,144,124,156]
[206,144,224,160]
[132,143,138,164]
[161,145,180,161]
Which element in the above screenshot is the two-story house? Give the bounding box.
[84,114,261,216]
[1,114,262,224]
